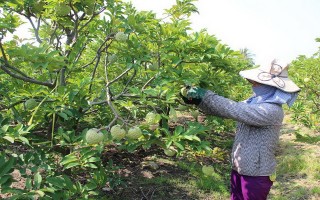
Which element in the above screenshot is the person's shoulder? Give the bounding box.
[257,102,284,113]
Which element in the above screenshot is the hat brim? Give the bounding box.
[239,68,301,93]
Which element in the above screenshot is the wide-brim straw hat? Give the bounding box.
[239,60,300,93]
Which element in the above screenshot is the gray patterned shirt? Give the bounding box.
[198,91,284,176]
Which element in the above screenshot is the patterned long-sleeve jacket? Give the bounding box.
[198,91,284,176]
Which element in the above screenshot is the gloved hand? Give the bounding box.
[180,86,207,105]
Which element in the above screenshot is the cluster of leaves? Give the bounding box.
[0,0,252,198]
[290,53,320,132]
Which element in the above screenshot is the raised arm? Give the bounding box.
[198,91,284,126]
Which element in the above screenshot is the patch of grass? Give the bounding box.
[177,159,230,198]
[269,123,320,200]
[294,132,320,144]
[276,154,307,177]
[311,186,320,195]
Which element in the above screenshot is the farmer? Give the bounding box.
[180,60,300,200]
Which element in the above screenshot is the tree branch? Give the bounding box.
[25,16,42,43]
[0,63,55,88]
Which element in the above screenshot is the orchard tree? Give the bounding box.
[0,0,251,198]
[291,50,320,132]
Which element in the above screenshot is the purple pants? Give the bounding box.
[230,170,273,200]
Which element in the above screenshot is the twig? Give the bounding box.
[142,76,156,90]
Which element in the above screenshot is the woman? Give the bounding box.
[181,60,300,200]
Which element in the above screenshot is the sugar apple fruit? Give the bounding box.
[115,32,127,42]
[85,128,104,144]
[164,146,177,157]
[55,3,71,16]
[202,165,215,176]
[127,126,142,140]
[107,54,117,63]
[148,63,158,71]
[25,99,37,110]
[110,125,126,140]
[145,112,157,124]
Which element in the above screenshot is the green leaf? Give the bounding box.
[173,141,184,150]
[34,172,42,189]
[81,149,97,160]
[0,174,12,186]
[46,177,65,189]
[25,178,32,190]
[173,126,184,136]
[57,112,69,120]
[83,163,98,169]
[34,190,45,197]
[18,136,30,145]
[85,182,97,190]
[60,154,78,165]
[87,157,101,163]
[1,124,10,132]
[62,175,76,192]
[0,157,15,177]
[64,161,81,169]
[40,187,55,193]
[3,135,15,143]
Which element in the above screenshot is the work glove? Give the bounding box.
[180,86,207,105]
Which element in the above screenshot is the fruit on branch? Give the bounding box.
[164,146,177,157]
[145,112,157,124]
[55,3,71,16]
[85,128,104,144]
[149,124,158,131]
[202,165,215,176]
[25,98,37,110]
[110,124,126,140]
[127,126,142,139]
[148,63,158,71]
[107,54,117,63]
[145,112,160,130]
[115,32,127,42]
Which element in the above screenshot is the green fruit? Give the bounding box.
[85,128,104,144]
[202,165,215,176]
[180,87,187,97]
[107,54,117,63]
[127,126,142,140]
[148,63,158,71]
[145,112,157,124]
[55,3,71,16]
[164,147,177,157]
[115,32,127,42]
[149,124,158,131]
[110,125,126,140]
[25,99,37,110]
